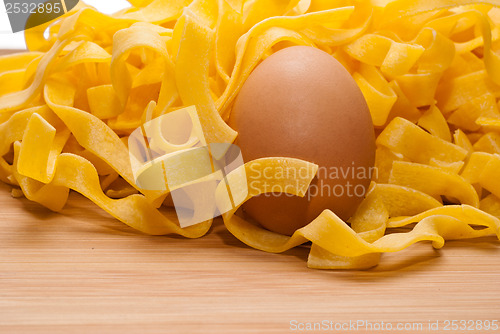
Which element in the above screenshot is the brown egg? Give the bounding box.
[229,46,376,236]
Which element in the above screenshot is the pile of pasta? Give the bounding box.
[1,0,500,269]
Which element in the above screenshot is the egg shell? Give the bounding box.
[229,46,376,236]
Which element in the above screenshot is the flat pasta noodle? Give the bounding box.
[216,160,499,258]
[0,0,500,270]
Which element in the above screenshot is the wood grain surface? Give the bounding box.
[0,49,26,55]
[1,49,500,334]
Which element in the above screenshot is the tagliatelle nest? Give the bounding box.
[1,0,500,269]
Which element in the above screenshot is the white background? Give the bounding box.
[0,0,131,49]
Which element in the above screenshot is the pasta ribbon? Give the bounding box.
[352,64,397,126]
[345,34,425,78]
[388,161,480,207]
[377,117,468,164]
[418,105,451,142]
[174,10,237,146]
[217,160,499,267]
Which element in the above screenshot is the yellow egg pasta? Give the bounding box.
[1,0,500,269]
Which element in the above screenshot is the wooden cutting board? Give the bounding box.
[1,49,500,334]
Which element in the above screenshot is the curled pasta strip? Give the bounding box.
[377,117,468,163]
[174,10,237,145]
[216,159,500,268]
[388,161,480,207]
[8,104,211,236]
[118,0,191,24]
[216,5,371,116]
[0,39,74,113]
